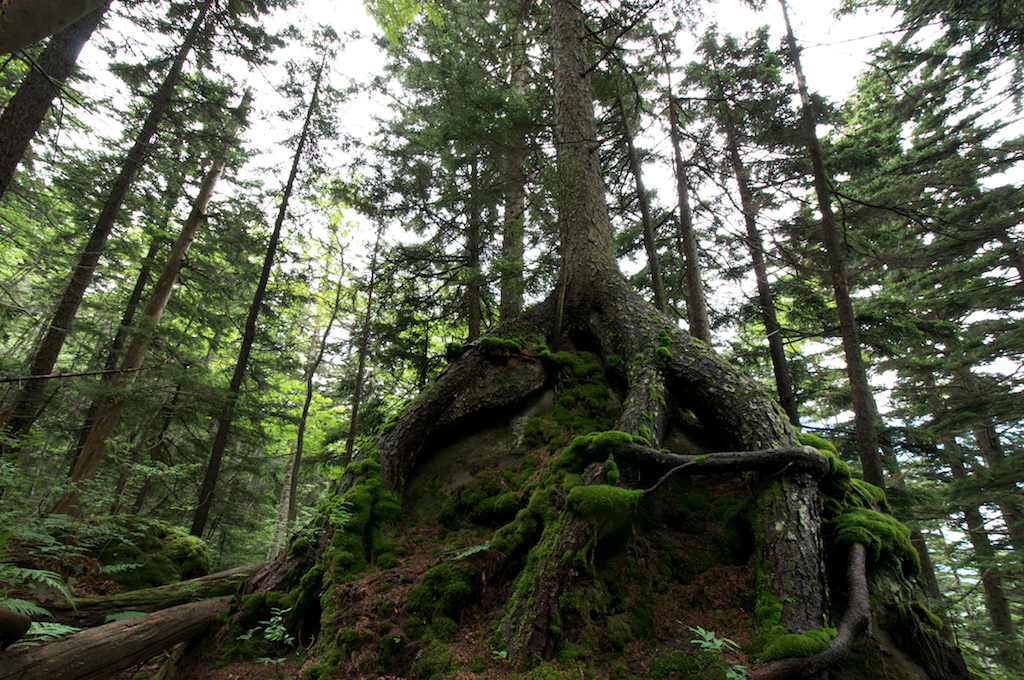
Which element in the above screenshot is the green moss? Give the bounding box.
[910,601,944,632]
[402,616,426,640]
[406,562,477,620]
[760,628,836,662]
[797,431,839,456]
[654,346,672,363]
[607,354,622,369]
[566,485,642,522]
[604,454,620,483]
[97,517,210,589]
[833,507,919,576]
[479,337,522,361]
[592,430,632,449]
[413,641,457,679]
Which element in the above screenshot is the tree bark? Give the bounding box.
[616,94,667,314]
[190,55,325,538]
[0,0,215,459]
[779,0,884,489]
[667,95,712,344]
[0,0,109,55]
[54,93,249,516]
[0,596,230,680]
[46,564,262,627]
[720,100,800,426]
[499,51,528,324]
[0,0,109,198]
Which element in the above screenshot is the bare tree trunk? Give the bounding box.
[0,0,109,197]
[288,264,345,526]
[780,0,884,489]
[190,57,325,538]
[0,0,216,459]
[343,230,382,467]
[499,52,527,324]
[948,450,1021,669]
[466,155,482,341]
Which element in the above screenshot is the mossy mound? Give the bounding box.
[96,517,210,589]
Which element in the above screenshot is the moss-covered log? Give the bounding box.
[45,564,262,627]
[0,596,230,680]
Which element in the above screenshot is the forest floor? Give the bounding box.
[5,477,755,679]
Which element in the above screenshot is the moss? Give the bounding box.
[654,346,672,363]
[97,517,210,589]
[592,430,632,449]
[406,562,477,620]
[479,337,522,361]
[413,641,457,679]
[760,628,836,662]
[910,601,944,632]
[604,454,620,483]
[833,507,919,576]
[797,431,839,456]
[607,354,622,369]
[402,616,427,640]
[566,485,642,522]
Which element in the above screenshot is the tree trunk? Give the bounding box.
[190,56,325,538]
[616,94,667,314]
[0,0,216,459]
[780,0,884,489]
[0,0,109,198]
[466,155,482,341]
[54,93,248,517]
[343,229,382,469]
[667,95,712,344]
[720,101,800,426]
[948,452,1021,669]
[46,564,263,627]
[0,596,230,680]
[289,267,345,526]
[0,0,109,55]
[499,53,527,324]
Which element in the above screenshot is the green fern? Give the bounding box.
[14,621,80,647]
[0,598,50,617]
[98,562,143,574]
[104,611,148,623]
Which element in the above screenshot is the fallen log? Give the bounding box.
[47,563,263,626]
[0,595,230,680]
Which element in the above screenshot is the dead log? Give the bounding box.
[0,595,230,680]
[47,563,262,627]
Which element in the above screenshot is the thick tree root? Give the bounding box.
[750,544,869,680]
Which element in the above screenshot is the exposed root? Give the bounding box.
[750,544,869,680]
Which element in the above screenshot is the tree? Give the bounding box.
[0,0,109,55]
[779,0,885,489]
[688,28,801,425]
[52,91,251,516]
[0,0,109,198]
[0,0,218,457]
[190,48,330,538]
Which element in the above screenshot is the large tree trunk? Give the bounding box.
[0,0,216,458]
[0,0,109,197]
[0,0,109,55]
[780,0,885,489]
[0,596,230,680]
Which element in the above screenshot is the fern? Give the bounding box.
[104,611,148,623]
[98,562,142,574]
[1,565,74,604]
[14,621,80,647]
[0,598,50,617]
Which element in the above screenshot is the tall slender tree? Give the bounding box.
[191,51,329,538]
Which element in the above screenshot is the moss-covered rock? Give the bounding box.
[96,517,209,589]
